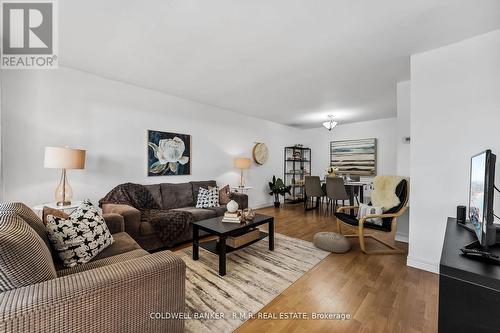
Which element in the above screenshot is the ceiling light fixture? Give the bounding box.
[322,115,338,131]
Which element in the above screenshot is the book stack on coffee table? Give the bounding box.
[222,211,241,223]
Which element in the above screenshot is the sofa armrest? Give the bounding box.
[102,204,141,239]
[0,251,186,333]
[229,192,248,209]
[103,213,125,234]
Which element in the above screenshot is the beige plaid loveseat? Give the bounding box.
[0,203,185,333]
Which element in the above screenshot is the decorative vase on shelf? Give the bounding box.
[227,200,239,213]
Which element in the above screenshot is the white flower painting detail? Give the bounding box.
[148,130,191,176]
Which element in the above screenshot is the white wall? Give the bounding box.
[0,67,300,208]
[397,81,411,177]
[302,118,398,179]
[409,29,500,273]
[395,81,411,242]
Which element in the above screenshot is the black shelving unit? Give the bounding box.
[284,146,311,203]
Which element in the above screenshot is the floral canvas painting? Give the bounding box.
[147,130,191,176]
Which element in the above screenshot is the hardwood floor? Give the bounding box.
[233,204,439,333]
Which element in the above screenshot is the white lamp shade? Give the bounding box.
[44,147,86,169]
[234,157,251,169]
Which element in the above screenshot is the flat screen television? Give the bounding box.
[469,150,497,247]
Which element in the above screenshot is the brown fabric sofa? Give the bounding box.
[0,203,185,333]
[102,180,248,251]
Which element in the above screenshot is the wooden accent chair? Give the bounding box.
[335,177,408,254]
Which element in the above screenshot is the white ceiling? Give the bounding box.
[59,0,500,128]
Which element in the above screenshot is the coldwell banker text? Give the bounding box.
[1,0,58,69]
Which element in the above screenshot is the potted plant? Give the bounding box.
[268,175,291,208]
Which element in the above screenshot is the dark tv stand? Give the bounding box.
[439,218,500,332]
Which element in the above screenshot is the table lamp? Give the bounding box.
[44,146,86,206]
[234,157,251,188]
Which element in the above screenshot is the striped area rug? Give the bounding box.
[177,233,329,333]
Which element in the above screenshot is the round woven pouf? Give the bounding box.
[313,232,351,253]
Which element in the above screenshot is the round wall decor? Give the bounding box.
[252,143,269,165]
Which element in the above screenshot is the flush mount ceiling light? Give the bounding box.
[322,115,338,131]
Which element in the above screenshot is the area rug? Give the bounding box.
[177,233,330,333]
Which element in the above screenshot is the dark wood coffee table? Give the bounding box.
[192,214,274,276]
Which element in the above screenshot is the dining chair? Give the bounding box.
[304,176,325,211]
[348,175,361,205]
[325,177,349,215]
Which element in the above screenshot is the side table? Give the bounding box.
[32,201,83,218]
[231,186,253,194]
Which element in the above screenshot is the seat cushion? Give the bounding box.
[55,232,143,270]
[92,232,142,260]
[160,183,194,209]
[313,232,351,253]
[57,248,149,277]
[190,180,217,203]
[171,207,216,221]
[205,205,227,217]
[0,213,57,292]
[335,212,392,232]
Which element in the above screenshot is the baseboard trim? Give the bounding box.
[406,256,439,274]
[395,232,409,243]
[251,202,274,209]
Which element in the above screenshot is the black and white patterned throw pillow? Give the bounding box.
[46,199,114,267]
[207,186,220,208]
[196,187,220,208]
[196,188,209,208]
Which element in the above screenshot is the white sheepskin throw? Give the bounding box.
[371,176,404,210]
